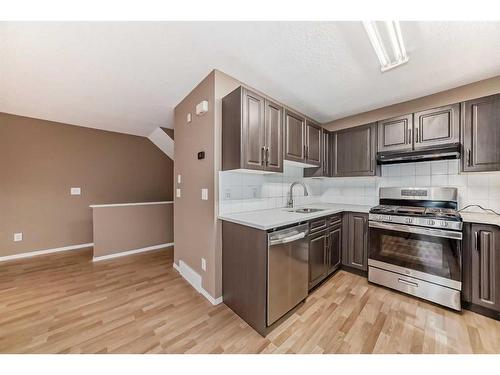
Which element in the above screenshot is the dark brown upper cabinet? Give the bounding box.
[331,123,377,177]
[222,86,283,172]
[342,212,368,272]
[462,94,500,172]
[264,99,284,172]
[304,129,329,177]
[378,104,460,153]
[305,119,322,166]
[377,114,413,152]
[284,109,306,163]
[470,224,500,313]
[413,104,460,149]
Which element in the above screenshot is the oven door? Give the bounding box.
[368,221,462,289]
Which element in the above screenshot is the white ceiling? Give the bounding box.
[1,21,500,136]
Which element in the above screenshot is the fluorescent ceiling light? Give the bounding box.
[363,21,409,72]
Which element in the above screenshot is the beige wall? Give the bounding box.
[0,113,173,257]
[92,203,173,258]
[173,70,241,299]
[174,71,217,296]
[324,75,500,131]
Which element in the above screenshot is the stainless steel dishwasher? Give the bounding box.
[267,223,309,326]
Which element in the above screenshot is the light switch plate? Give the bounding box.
[176,188,181,198]
[201,188,208,200]
[201,258,206,271]
[177,174,181,184]
[70,187,81,195]
[14,232,23,242]
[186,113,192,123]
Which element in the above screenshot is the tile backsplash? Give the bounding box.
[218,166,322,215]
[218,159,500,215]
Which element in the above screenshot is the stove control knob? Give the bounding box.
[405,218,413,224]
[428,219,435,226]
[385,216,392,222]
[440,221,449,228]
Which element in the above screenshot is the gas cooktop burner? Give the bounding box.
[370,204,462,221]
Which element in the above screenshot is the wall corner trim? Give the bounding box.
[0,243,94,262]
[173,260,223,305]
[92,242,174,262]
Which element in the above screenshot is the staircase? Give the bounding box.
[148,127,174,159]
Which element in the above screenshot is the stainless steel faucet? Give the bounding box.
[287,181,309,208]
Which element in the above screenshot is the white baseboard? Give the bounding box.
[0,243,94,263]
[92,242,174,262]
[173,260,223,305]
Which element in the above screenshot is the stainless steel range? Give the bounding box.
[368,187,463,310]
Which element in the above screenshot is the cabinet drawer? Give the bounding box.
[309,218,327,233]
[368,266,461,310]
[328,215,342,227]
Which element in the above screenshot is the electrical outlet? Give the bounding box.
[177,174,181,184]
[14,232,23,242]
[176,188,181,198]
[186,113,192,123]
[70,187,81,195]
[201,258,206,271]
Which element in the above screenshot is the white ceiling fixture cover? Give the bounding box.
[1,22,500,136]
[363,21,409,72]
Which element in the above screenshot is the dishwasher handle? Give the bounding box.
[269,232,306,245]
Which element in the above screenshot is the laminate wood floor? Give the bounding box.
[0,247,499,353]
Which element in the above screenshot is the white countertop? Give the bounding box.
[218,203,372,230]
[460,211,500,227]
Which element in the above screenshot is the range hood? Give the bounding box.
[377,143,461,165]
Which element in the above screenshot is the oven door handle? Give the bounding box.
[369,221,462,240]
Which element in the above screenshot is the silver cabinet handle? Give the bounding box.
[475,231,479,251]
[398,278,419,288]
[467,149,472,167]
[265,147,269,166]
[407,128,412,144]
[416,127,420,143]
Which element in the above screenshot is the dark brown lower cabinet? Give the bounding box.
[309,229,327,289]
[463,223,500,320]
[327,223,342,272]
[309,215,343,290]
[342,212,369,272]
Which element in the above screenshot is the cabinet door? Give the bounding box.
[377,114,413,152]
[323,130,329,176]
[471,224,500,311]
[327,224,342,273]
[305,120,322,166]
[264,100,283,172]
[414,104,460,149]
[242,89,265,170]
[463,94,500,172]
[309,232,327,288]
[284,110,306,163]
[329,132,338,176]
[343,213,368,271]
[304,129,329,177]
[335,123,377,177]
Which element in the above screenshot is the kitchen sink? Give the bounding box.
[289,208,325,214]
